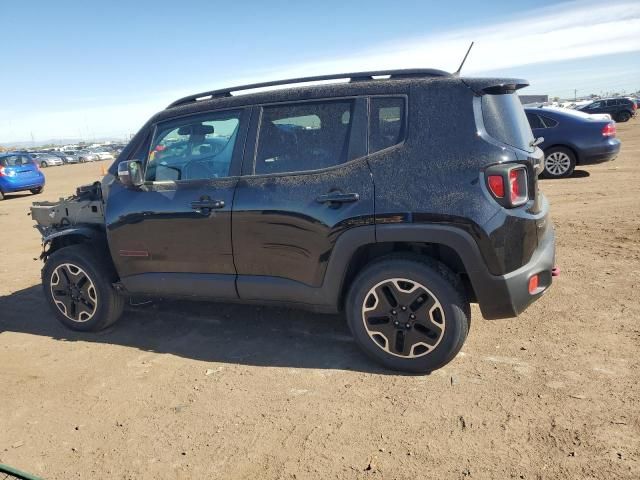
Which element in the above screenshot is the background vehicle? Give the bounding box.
[31,69,556,373]
[525,107,621,178]
[47,151,76,164]
[88,148,115,161]
[31,152,63,168]
[0,152,45,200]
[74,150,99,163]
[577,97,636,122]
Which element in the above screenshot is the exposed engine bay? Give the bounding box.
[30,181,105,235]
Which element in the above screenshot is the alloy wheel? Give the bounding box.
[361,278,446,358]
[50,263,98,322]
[545,151,571,176]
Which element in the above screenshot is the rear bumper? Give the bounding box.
[474,225,556,319]
[0,175,45,192]
[579,139,621,165]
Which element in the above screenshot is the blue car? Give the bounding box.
[0,152,45,200]
[525,107,621,178]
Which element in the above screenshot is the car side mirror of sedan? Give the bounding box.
[117,160,144,188]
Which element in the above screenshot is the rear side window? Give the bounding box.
[256,100,354,174]
[481,94,535,152]
[526,113,544,129]
[369,97,406,153]
[540,116,558,128]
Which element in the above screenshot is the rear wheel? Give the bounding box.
[616,111,631,122]
[42,244,124,331]
[542,147,575,178]
[30,187,43,195]
[0,190,4,201]
[346,256,470,373]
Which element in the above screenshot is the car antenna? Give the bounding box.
[454,41,474,76]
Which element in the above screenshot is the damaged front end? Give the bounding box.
[30,181,107,260]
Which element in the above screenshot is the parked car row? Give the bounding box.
[25,147,119,167]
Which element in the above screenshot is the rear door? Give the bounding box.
[604,99,618,115]
[232,97,374,299]
[105,108,250,297]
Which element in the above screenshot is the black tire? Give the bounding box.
[40,161,48,168]
[616,111,631,122]
[42,244,124,331]
[0,190,4,201]
[30,187,43,195]
[346,255,470,373]
[541,146,576,179]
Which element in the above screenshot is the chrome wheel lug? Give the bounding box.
[405,323,411,329]
[401,306,407,311]
[410,314,416,320]
[391,310,397,315]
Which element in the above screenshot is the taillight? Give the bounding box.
[0,166,5,177]
[509,168,528,205]
[487,175,504,198]
[602,123,616,137]
[485,165,529,208]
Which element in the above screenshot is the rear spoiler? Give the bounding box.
[461,77,529,95]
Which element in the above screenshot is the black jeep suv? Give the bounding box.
[31,69,556,373]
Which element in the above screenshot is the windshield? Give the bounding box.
[481,93,535,152]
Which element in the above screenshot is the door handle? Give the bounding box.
[191,198,225,210]
[315,192,360,204]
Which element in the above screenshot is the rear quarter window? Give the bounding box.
[481,94,534,152]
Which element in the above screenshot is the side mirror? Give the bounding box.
[117,160,144,188]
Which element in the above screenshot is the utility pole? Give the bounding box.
[574,89,577,101]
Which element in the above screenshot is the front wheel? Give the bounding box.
[30,187,43,194]
[42,244,124,331]
[40,161,48,168]
[346,256,470,373]
[541,147,576,178]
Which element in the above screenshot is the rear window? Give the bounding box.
[481,94,534,152]
[0,155,33,167]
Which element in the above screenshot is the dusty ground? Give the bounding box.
[1,121,639,480]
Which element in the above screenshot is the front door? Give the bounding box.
[232,98,374,298]
[106,108,250,297]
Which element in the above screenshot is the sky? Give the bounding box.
[0,0,639,144]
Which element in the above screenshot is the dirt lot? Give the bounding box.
[1,121,639,480]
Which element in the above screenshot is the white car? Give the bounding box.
[89,150,115,160]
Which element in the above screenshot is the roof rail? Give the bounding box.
[167,68,451,108]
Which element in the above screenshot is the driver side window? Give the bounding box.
[146,111,241,182]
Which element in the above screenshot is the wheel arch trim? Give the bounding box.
[325,223,496,314]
